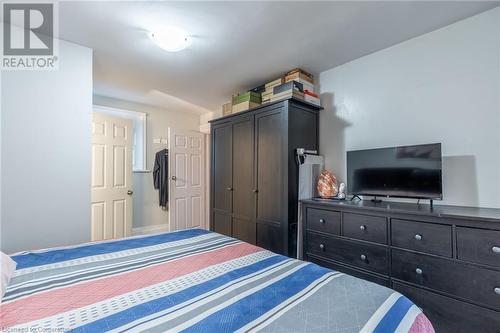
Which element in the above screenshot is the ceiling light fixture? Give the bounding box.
[150,26,191,52]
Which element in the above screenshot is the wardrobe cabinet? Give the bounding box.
[210,97,321,256]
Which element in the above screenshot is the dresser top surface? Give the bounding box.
[301,199,500,223]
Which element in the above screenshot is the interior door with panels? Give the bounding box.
[168,128,205,231]
[231,115,256,244]
[91,113,133,241]
[255,107,285,253]
[211,122,233,236]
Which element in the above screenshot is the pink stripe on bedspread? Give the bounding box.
[409,313,435,333]
[0,242,262,328]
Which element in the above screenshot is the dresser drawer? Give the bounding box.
[393,281,500,333]
[392,249,500,311]
[391,219,452,257]
[306,232,389,275]
[343,212,387,244]
[308,255,390,287]
[306,208,341,235]
[457,227,500,268]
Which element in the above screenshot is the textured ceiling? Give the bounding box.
[59,1,499,113]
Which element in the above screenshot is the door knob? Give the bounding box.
[171,176,177,181]
[253,189,259,193]
[226,187,233,191]
[127,190,133,195]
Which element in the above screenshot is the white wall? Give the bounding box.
[1,40,93,253]
[319,7,500,208]
[93,96,202,230]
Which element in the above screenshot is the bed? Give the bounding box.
[1,229,434,333]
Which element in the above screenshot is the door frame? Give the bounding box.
[168,127,207,231]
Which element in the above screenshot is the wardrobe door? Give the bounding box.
[255,107,285,254]
[231,115,256,244]
[211,122,232,236]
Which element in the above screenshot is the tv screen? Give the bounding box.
[347,143,442,200]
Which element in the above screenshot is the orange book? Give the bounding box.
[304,90,318,98]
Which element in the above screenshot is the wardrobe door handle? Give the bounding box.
[319,219,325,224]
[492,246,500,254]
[319,244,325,250]
[360,254,367,261]
[415,234,423,241]
[359,225,366,231]
[226,187,233,191]
[415,268,423,275]
[253,189,258,193]
[494,287,500,295]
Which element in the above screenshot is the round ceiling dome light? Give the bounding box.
[150,26,191,52]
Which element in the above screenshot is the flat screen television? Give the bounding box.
[347,143,442,200]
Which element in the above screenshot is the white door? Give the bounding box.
[91,113,133,240]
[168,128,206,231]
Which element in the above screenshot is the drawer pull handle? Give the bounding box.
[492,246,500,254]
[360,254,367,261]
[319,244,325,250]
[319,219,325,224]
[495,287,500,295]
[359,225,366,231]
[415,234,423,241]
[415,268,423,275]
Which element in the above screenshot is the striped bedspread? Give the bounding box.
[1,229,434,333]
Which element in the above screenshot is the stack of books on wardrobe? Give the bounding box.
[223,68,320,115]
[270,80,304,102]
[281,68,320,106]
[231,91,262,113]
[259,68,320,106]
[261,78,284,103]
[269,69,320,106]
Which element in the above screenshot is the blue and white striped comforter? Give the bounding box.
[1,229,434,333]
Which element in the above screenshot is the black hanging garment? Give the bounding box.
[153,149,168,208]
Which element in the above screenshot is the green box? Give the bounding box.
[232,91,262,105]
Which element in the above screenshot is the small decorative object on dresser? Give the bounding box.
[317,169,338,198]
[337,182,346,199]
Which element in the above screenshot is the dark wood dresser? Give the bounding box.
[301,199,500,333]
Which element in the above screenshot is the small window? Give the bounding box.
[93,105,148,172]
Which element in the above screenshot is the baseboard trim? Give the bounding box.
[132,224,169,236]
